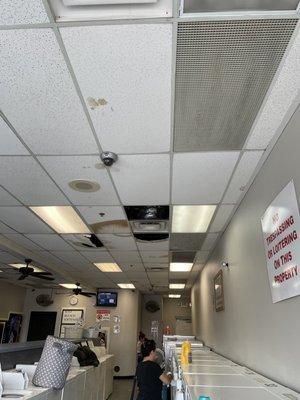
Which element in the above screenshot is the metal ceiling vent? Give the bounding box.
[174,19,297,152]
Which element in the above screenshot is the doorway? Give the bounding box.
[27,311,57,341]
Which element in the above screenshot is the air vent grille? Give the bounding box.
[174,19,297,152]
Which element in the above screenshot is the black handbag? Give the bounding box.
[73,345,99,367]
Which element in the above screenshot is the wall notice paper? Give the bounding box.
[261,180,300,303]
[96,309,111,322]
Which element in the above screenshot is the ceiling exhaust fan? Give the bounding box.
[72,283,96,298]
[17,259,55,281]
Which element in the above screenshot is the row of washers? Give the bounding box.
[170,346,299,400]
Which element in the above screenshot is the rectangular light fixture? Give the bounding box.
[169,283,185,289]
[30,206,90,234]
[94,263,122,272]
[118,283,135,289]
[59,283,80,289]
[169,294,181,298]
[10,263,44,273]
[170,263,193,272]
[172,205,216,233]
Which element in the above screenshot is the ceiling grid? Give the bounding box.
[0,0,299,293]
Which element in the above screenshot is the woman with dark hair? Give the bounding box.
[137,331,146,363]
[136,339,172,400]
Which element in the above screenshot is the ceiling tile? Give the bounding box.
[0,157,69,206]
[108,272,130,283]
[223,151,263,203]
[201,233,219,251]
[119,263,145,272]
[246,26,300,150]
[62,234,108,251]
[61,24,172,154]
[80,250,114,263]
[0,251,23,264]
[0,29,97,155]
[169,271,190,280]
[0,221,19,233]
[25,234,74,251]
[76,206,130,234]
[125,271,148,279]
[3,234,43,251]
[141,251,169,263]
[98,234,137,251]
[0,0,49,25]
[171,252,196,263]
[170,233,205,251]
[195,251,210,263]
[54,251,93,266]
[38,156,119,206]
[136,238,169,251]
[209,204,235,232]
[0,207,52,233]
[144,263,169,270]
[0,118,29,155]
[110,251,142,264]
[110,155,170,205]
[172,152,239,204]
[0,188,20,206]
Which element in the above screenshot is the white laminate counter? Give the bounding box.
[1,355,114,400]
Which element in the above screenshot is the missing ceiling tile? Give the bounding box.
[171,251,196,263]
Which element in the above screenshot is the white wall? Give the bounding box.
[141,294,163,346]
[192,105,300,392]
[163,298,191,334]
[21,288,140,376]
[0,280,26,320]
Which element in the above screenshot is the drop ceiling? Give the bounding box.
[0,0,299,294]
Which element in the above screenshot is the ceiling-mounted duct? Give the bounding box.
[181,0,300,14]
[174,19,297,152]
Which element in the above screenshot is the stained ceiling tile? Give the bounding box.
[209,204,235,233]
[61,24,172,154]
[98,234,137,251]
[141,251,169,263]
[0,188,20,206]
[170,233,205,251]
[169,271,190,280]
[110,155,170,205]
[76,206,130,234]
[110,251,142,264]
[0,118,29,155]
[172,152,239,204]
[144,263,169,271]
[0,207,52,233]
[0,157,68,206]
[3,234,43,251]
[201,233,219,251]
[38,156,119,206]
[0,0,49,25]
[0,29,97,155]
[53,251,93,266]
[223,151,263,203]
[25,234,74,251]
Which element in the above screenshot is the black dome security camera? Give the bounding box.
[100,151,118,167]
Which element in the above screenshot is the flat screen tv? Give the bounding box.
[97,291,118,307]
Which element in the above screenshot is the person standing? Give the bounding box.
[136,339,172,400]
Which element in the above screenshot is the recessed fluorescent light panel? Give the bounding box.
[169,294,181,298]
[172,205,216,233]
[169,283,185,289]
[94,263,122,272]
[118,283,135,289]
[60,283,81,289]
[30,206,90,234]
[10,263,44,273]
[170,263,193,272]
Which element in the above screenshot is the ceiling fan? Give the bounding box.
[72,283,96,298]
[17,259,55,281]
